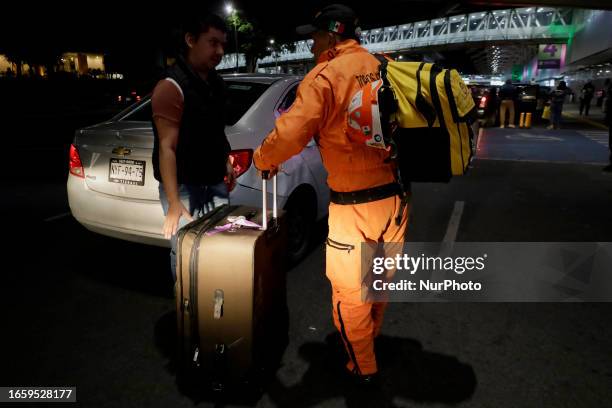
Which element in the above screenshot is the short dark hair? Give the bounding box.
[183,13,227,39]
[178,13,227,55]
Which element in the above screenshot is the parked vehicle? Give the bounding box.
[68,74,329,263]
[469,84,499,126]
[515,84,551,118]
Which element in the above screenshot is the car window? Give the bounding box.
[539,86,551,96]
[113,97,152,122]
[519,86,537,97]
[114,82,270,125]
[225,81,271,125]
[120,100,153,122]
[276,84,298,117]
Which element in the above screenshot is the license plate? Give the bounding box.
[109,158,145,186]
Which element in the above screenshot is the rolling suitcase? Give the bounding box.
[176,175,288,391]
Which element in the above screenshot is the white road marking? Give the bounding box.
[434,201,465,282]
[476,157,607,166]
[442,201,465,245]
[505,133,563,141]
[579,131,609,147]
[476,127,484,153]
[44,212,71,222]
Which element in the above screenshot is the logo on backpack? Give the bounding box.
[347,79,387,150]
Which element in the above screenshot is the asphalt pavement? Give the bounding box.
[2,112,612,407]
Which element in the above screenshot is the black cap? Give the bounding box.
[296,4,360,37]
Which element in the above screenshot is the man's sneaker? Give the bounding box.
[499,125,505,129]
[603,164,612,173]
[508,124,516,128]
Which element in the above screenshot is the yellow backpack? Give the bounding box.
[375,56,476,183]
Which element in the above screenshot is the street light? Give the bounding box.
[270,39,278,72]
[225,3,239,72]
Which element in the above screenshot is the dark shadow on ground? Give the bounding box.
[74,230,175,298]
[266,332,477,408]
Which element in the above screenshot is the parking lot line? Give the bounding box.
[476,157,607,166]
[443,201,465,244]
[435,201,465,281]
[44,212,71,222]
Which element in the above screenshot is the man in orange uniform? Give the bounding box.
[253,4,409,385]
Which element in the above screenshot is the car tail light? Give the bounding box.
[136,95,141,102]
[479,95,487,108]
[225,149,253,191]
[230,149,253,177]
[69,144,85,178]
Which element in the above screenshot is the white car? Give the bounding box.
[68,74,329,262]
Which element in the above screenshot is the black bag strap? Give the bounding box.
[373,54,410,225]
[373,54,398,158]
[415,62,437,128]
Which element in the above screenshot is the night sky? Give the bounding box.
[3,1,495,49]
[1,1,497,78]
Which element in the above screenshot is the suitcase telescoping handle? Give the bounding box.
[261,171,278,231]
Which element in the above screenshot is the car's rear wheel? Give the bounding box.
[285,189,317,265]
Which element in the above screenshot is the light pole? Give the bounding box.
[225,4,239,72]
[270,39,277,72]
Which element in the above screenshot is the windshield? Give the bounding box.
[519,86,538,98]
[225,81,271,125]
[113,81,271,126]
[114,97,151,122]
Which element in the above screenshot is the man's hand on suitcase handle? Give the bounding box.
[163,202,194,239]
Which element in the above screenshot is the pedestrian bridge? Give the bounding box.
[218,6,574,70]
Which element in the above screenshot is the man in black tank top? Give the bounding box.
[151,13,235,281]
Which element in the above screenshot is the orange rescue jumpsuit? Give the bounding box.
[254,39,409,376]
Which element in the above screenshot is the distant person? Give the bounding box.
[486,86,498,126]
[603,79,612,173]
[597,82,607,108]
[579,81,595,116]
[151,12,236,282]
[498,79,517,128]
[566,86,575,103]
[548,81,569,130]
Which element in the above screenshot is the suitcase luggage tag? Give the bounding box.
[204,174,278,235]
[205,216,262,236]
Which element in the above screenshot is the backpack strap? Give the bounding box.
[374,54,410,225]
[373,54,398,159]
[415,62,437,128]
